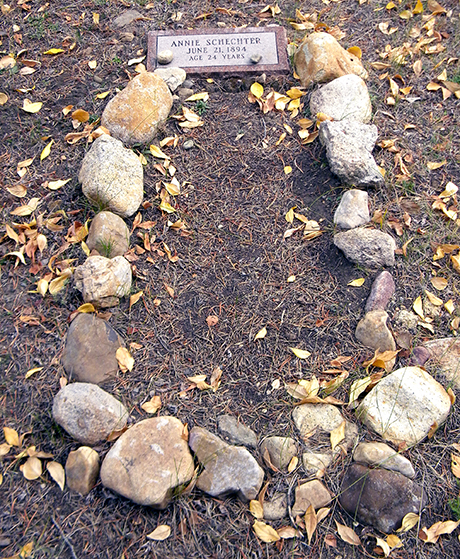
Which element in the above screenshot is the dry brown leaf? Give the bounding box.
[141,395,162,414]
[277,526,300,539]
[419,520,460,543]
[287,456,298,473]
[147,525,171,541]
[164,283,175,297]
[21,456,42,480]
[413,295,424,319]
[330,420,346,450]
[425,290,443,306]
[397,512,420,533]
[249,499,264,519]
[305,504,317,545]
[375,537,391,556]
[116,347,134,373]
[253,520,280,543]
[290,347,311,359]
[46,461,65,490]
[4,427,20,446]
[451,454,460,479]
[431,277,448,291]
[129,290,143,310]
[0,443,11,457]
[336,521,361,545]
[254,327,267,340]
[206,315,219,327]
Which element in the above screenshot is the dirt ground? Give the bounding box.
[1,0,460,558]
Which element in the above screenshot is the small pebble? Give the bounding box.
[183,139,194,150]
[250,54,262,64]
[157,49,173,65]
[182,79,194,89]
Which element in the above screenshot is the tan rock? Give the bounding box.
[355,310,396,370]
[353,442,415,479]
[260,436,297,470]
[294,32,368,87]
[302,451,333,475]
[101,72,173,146]
[65,447,100,495]
[292,480,332,516]
[424,338,460,388]
[100,417,194,508]
[86,211,130,258]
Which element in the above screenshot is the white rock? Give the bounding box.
[334,228,396,268]
[357,366,451,447]
[302,452,333,475]
[157,49,174,65]
[334,190,370,229]
[153,67,186,92]
[424,338,460,388]
[353,442,415,479]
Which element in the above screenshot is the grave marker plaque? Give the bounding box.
[147,26,289,75]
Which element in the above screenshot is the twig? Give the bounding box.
[52,517,78,559]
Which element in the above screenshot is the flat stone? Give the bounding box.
[113,10,141,29]
[101,72,173,146]
[74,255,132,308]
[86,211,130,258]
[189,427,264,502]
[260,437,297,470]
[217,415,257,448]
[302,451,333,475]
[292,480,332,517]
[310,74,372,123]
[101,417,194,508]
[424,338,460,388]
[357,366,451,447]
[263,492,287,521]
[340,463,426,533]
[294,32,368,87]
[65,446,100,496]
[52,383,128,445]
[178,87,194,100]
[353,442,415,479]
[334,228,396,268]
[61,313,123,384]
[320,120,383,187]
[79,134,143,218]
[334,189,369,229]
[409,346,431,368]
[153,67,186,91]
[355,310,396,355]
[365,271,395,313]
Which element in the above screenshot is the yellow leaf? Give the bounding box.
[451,454,460,478]
[275,132,286,146]
[305,504,317,545]
[439,182,458,199]
[4,427,20,446]
[141,395,162,414]
[285,206,296,223]
[150,145,170,159]
[254,327,267,340]
[159,200,175,213]
[249,500,264,519]
[399,9,413,19]
[287,456,298,472]
[427,160,447,170]
[6,250,26,265]
[335,521,361,545]
[48,269,72,295]
[88,60,97,69]
[46,461,65,490]
[444,299,455,314]
[93,12,100,24]
[348,278,365,287]
[44,48,64,55]
[375,537,391,557]
[25,367,43,379]
[250,82,264,99]
[163,181,181,196]
[386,534,403,549]
[349,376,372,405]
[37,278,48,297]
[425,290,443,306]
[286,88,304,99]
[413,0,423,14]
[22,99,43,113]
[0,92,8,105]
[290,347,311,359]
[412,295,424,319]
[116,347,134,373]
[129,290,143,309]
[76,303,96,313]
[451,254,460,275]
[21,456,42,480]
[253,521,280,543]
[96,90,110,99]
[397,512,420,533]
[330,420,346,450]
[287,275,296,283]
[386,1,397,9]
[419,519,460,543]
[164,283,174,297]
[19,542,34,557]
[185,91,209,102]
[347,46,362,59]
[431,277,448,290]
[40,139,54,161]
[284,166,292,175]
[0,442,11,457]
[147,525,171,541]
[48,178,71,190]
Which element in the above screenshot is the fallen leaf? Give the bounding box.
[0,92,8,105]
[141,395,162,414]
[330,420,346,450]
[185,91,209,102]
[150,145,170,159]
[419,520,460,544]
[349,376,372,405]
[413,0,423,14]
[48,178,71,190]
[21,456,42,480]
[47,461,65,490]
[397,512,420,533]
[413,295,424,319]
[451,254,460,275]
[387,534,403,549]
[287,275,296,283]
[277,526,300,539]
[164,283,174,297]
[348,278,365,287]
[22,99,43,113]
[116,347,134,372]
[255,327,267,340]
[40,139,54,161]
[4,427,20,446]
[375,537,391,557]
[95,91,110,99]
[430,277,448,290]
[249,499,264,519]
[336,521,361,545]
[76,303,96,314]
[253,521,280,543]
[250,82,264,99]
[444,299,455,314]
[425,290,443,306]
[290,347,311,359]
[129,290,143,309]
[48,269,72,295]
[347,46,362,59]
[451,454,460,478]
[284,165,292,175]
[147,525,171,541]
[305,504,317,545]
[427,160,447,170]
[43,48,64,55]
[25,367,43,379]
[0,443,12,457]
[206,315,219,327]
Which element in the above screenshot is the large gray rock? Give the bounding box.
[353,442,415,479]
[334,228,396,268]
[74,255,132,308]
[424,338,460,388]
[365,271,395,313]
[65,446,100,496]
[189,427,264,502]
[310,74,372,123]
[357,366,451,447]
[100,417,194,508]
[86,211,130,258]
[61,313,123,384]
[292,480,332,516]
[320,120,383,187]
[340,463,426,533]
[334,189,370,229]
[260,437,297,471]
[79,134,143,218]
[217,415,257,448]
[153,67,186,92]
[52,383,128,445]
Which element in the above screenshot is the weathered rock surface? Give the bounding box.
[334,189,369,229]
[302,451,333,475]
[310,74,372,123]
[53,383,128,445]
[74,255,132,308]
[65,446,100,495]
[217,415,257,448]
[353,442,415,479]
[79,134,143,218]
[189,427,264,502]
[153,67,186,92]
[334,228,396,268]
[394,308,420,332]
[424,338,460,388]
[340,463,426,533]
[157,49,174,65]
[100,417,194,508]
[101,72,173,145]
[260,437,297,470]
[292,480,332,517]
[263,492,287,521]
[113,10,141,28]
[320,120,383,187]
[355,310,396,356]
[294,32,368,87]
[61,313,123,384]
[86,211,130,258]
[409,346,431,368]
[365,271,395,313]
[357,366,451,446]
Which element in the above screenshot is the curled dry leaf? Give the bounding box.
[425,290,443,306]
[375,537,391,557]
[287,456,298,473]
[254,327,267,340]
[147,525,171,541]
[141,395,162,414]
[348,278,365,287]
[419,520,460,544]
[129,290,143,309]
[451,454,460,478]
[397,512,420,533]
[412,295,424,319]
[387,534,403,549]
[335,521,361,546]
[305,504,317,545]
[253,521,280,543]
[116,347,134,373]
[48,269,72,295]
[277,526,300,539]
[4,427,20,446]
[249,499,264,519]
[25,367,43,379]
[330,420,346,451]
[250,82,264,99]
[21,456,42,480]
[206,315,219,327]
[0,442,11,457]
[47,461,65,490]
[348,376,372,406]
[76,303,96,314]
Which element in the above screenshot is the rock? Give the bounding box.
[153,67,186,92]
[319,120,383,187]
[334,228,396,268]
[357,366,451,447]
[260,437,297,470]
[340,463,426,533]
[353,442,415,479]
[157,49,174,65]
[424,338,460,388]
[52,383,128,445]
[183,139,194,150]
[86,211,130,258]
[294,32,368,87]
[292,480,332,517]
[189,427,264,502]
[65,447,100,495]
[100,417,194,508]
[79,134,143,218]
[101,72,173,146]
[113,10,141,28]
[217,415,257,448]
[355,310,396,356]
[302,451,333,475]
[263,492,287,520]
[365,271,395,313]
[334,190,369,229]
[250,54,262,64]
[310,74,372,123]
[74,255,132,308]
[177,87,194,101]
[61,313,123,384]
[409,346,431,368]
[394,308,419,332]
